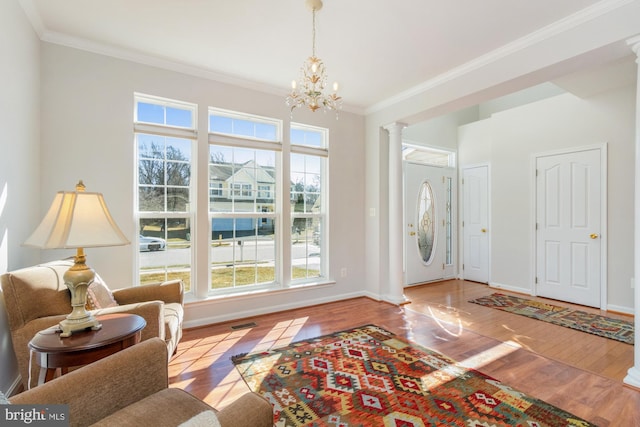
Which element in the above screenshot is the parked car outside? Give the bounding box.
[139,235,166,251]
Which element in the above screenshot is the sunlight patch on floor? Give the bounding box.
[251,316,309,353]
[457,340,522,371]
[418,340,522,391]
[202,317,310,408]
[170,328,251,376]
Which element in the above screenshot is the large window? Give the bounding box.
[209,109,280,293]
[290,124,327,282]
[134,98,330,296]
[134,94,196,291]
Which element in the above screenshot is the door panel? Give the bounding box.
[536,148,601,307]
[463,166,489,283]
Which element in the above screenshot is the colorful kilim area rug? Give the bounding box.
[232,324,596,426]
[470,293,633,345]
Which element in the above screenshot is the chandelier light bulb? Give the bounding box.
[333,82,339,92]
[291,80,297,89]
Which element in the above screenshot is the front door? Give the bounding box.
[535,147,604,308]
[404,162,454,285]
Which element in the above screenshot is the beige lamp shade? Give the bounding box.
[24,185,129,249]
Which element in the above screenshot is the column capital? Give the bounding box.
[627,34,640,57]
[383,122,408,135]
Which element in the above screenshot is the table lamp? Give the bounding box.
[24,180,130,337]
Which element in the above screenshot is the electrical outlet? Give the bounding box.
[340,268,347,278]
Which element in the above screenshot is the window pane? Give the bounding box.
[209,145,275,214]
[138,134,163,159]
[292,217,321,280]
[166,161,190,186]
[166,106,192,128]
[167,187,190,212]
[139,218,191,292]
[139,187,164,211]
[167,138,192,161]
[137,102,164,124]
[290,154,323,214]
[417,181,435,264]
[291,127,324,148]
[234,119,254,137]
[139,160,165,185]
[137,133,191,211]
[210,115,233,134]
[210,218,276,290]
[209,110,279,142]
[255,122,277,140]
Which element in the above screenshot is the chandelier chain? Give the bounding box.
[312,8,316,58]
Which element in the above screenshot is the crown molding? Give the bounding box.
[18,0,364,116]
[365,0,636,115]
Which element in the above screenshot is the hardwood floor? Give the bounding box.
[169,280,640,425]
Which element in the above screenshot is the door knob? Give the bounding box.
[590,233,599,239]
[409,231,416,236]
[481,228,487,233]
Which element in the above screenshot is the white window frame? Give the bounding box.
[290,122,329,284]
[208,108,283,295]
[134,93,196,292]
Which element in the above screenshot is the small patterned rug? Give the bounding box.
[470,293,634,345]
[232,324,596,426]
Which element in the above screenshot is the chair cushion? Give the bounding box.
[91,388,213,427]
[164,302,184,352]
[86,273,118,310]
[178,411,221,427]
[1,260,73,325]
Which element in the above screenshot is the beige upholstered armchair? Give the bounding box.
[1,259,184,390]
[10,338,273,427]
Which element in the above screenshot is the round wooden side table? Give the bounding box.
[28,313,146,385]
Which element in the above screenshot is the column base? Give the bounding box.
[624,366,640,389]
[382,293,410,306]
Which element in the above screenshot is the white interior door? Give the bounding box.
[462,165,489,283]
[536,148,603,308]
[404,162,454,285]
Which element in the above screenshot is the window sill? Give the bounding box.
[183,279,336,306]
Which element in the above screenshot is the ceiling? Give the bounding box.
[19,0,639,114]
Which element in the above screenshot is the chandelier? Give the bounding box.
[286,0,342,115]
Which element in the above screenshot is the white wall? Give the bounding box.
[0,0,41,394]
[39,43,367,327]
[458,86,636,311]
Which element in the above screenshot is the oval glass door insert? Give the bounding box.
[417,181,435,264]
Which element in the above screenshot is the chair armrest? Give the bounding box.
[10,338,168,427]
[14,316,68,390]
[93,301,165,342]
[216,392,274,427]
[112,280,183,305]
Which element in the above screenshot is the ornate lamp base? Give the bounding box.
[59,316,102,338]
[59,248,103,338]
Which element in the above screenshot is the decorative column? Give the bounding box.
[383,122,408,304]
[624,35,640,389]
